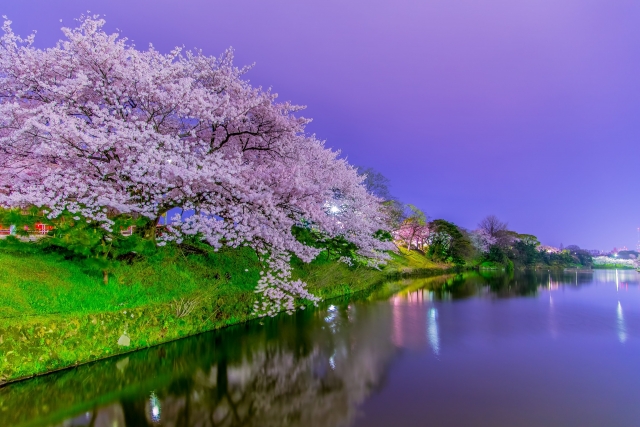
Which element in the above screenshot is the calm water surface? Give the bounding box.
[2,269,639,427]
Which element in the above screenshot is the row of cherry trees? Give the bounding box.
[390,201,547,267]
[0,16,393,315]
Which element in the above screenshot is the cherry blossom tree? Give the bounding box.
[393,204,428,250]
[0,16,393,315]
[592,256,636,268]
[478,215,508,238]
[469,228,497,253]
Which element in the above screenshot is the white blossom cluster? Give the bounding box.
[469,229,497,253]
[0,16,393,315]
[592,256,637,267]
[537,245,560,254]
[253,254,321,317]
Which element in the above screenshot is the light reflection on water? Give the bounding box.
[427,308,439,356]
[1,269,639,427]
[617,301,627,343]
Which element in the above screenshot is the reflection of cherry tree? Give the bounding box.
[145,304,395,427]
[51,303,396,427]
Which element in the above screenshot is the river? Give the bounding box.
[1,269,639,427]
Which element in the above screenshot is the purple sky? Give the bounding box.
[4,0,640,250]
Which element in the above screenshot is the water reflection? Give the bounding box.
[548,294,558,339]
[1,295,397,427]
[148,392,161,423]
[1,270,639,427]
[427,308,439,356]
[617,301,627,343]
[384,268,640,301]
[597,268,638,288]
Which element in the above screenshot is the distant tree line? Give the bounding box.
[358,167,592,269]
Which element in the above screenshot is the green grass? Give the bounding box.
[592,264,635,270]
[0,241,451,382]
[0,243,444,320]
[385,246,445,271]
[0,244,262,320]
[479,261,504,270]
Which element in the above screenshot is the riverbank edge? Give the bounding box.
[0,263,454,386]
[591,265,636,270]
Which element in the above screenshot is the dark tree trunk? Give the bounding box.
[121,399,152,427]
[136,214,162,241]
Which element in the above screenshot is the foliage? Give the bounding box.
[479,260,503,270]
[518,234,540,246]
[485,245,508,264]
[355,166,405,231]
[564,247,593,267]
[0,207,156,283]
[426,219,472,266]
[381,199,406,230]
[510,239,539,267]
[291,225,359,264]
[468,214,591,269]
[356,166,392,201]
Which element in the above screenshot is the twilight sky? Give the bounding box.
[3,0,639,250]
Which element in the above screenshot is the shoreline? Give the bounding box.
[1,243,592,385]
[0,244,452,385]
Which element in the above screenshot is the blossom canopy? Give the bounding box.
[0,16,393,315]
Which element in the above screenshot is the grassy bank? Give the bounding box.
[592,264,636,270]
[476,259,592,271]
[0,242,447,384]
[0,272,460,427]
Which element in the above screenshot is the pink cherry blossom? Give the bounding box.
[0,16,393,315]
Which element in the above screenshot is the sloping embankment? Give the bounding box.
[0,245,450,384]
